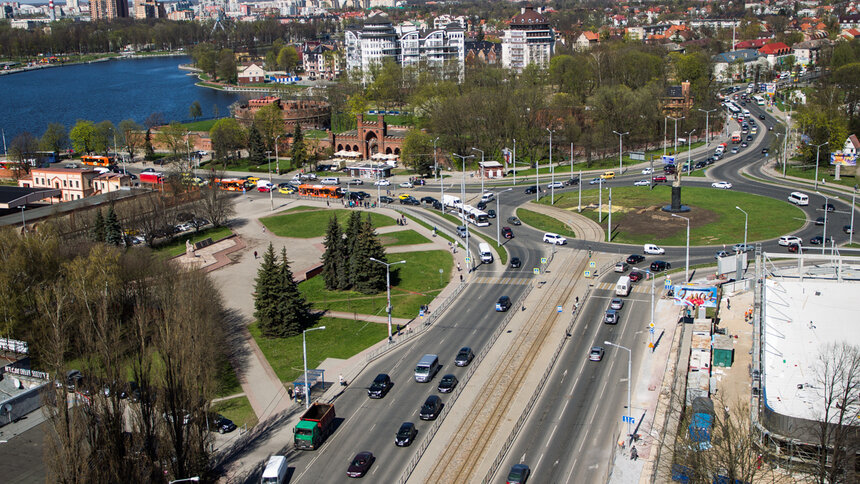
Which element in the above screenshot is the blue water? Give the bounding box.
[0,56,246,141]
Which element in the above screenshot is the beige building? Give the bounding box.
[18,167,98,202]
[90,0,129,20]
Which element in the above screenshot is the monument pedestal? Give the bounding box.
[662,185,691,213]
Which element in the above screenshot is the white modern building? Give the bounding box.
[345,13,464,79]
[501,6,555,71]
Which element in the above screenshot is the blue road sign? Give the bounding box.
[557,306,563,313]
[622,415,636,424]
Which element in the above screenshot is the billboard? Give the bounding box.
[672,285,718,308]
[662,155,675,164]
[502,148,512,166]
[831,152,857,166]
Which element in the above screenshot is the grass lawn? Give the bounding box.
[182,119,221,132]
[249,317,389,384]
[517,208,577,238]
[782,164,857,189]
[379,229,431,246]
[299,250,452,318]
[211,396,258,429]
[261,209,396,238]
[404,213,455,244]
[541,185,805,246]
[153,226,233,258]
[305,129,329,139]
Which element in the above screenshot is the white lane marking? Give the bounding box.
[546,424,559,445]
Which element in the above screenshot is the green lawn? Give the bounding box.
[261,209,396,238]
[781,164,857,189]
[153,226,233,258]
[299,250,452,318]
[305,129,329,139]
[404,213,455,244]
[517,208,577,238]
[541,186,805,246]
[249,317,389,384]
[379,229,431,246]
[211,396,258,429]
[182,119,222,132]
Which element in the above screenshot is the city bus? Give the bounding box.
[80,155,113,167]
[297,184,343,199]
[215,178,249,191]
[450,203,490,227]
[753,95,765,106]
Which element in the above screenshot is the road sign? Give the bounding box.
[465,257,471,264]
[584,270,592,278]
[557,306,563,313]
[649,322,655,328]
[650,327,655,334]
[589,261,596,268]
[533,268,540,275]
[622,415,636,425]
[419,308,425,317]
[664,278,672,290]
[541,257,547,264]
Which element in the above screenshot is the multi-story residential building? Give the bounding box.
[18,167,97,202]
[501,6,555,71]
[303,44,342,81]
[133,0,165,19]
[792,39,828,67]
[434,14,467,30]
[344,13,465,78]
[758,42,792,69]
[91,0,129,20]
[712,49,765,82]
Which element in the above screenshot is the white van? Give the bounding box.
[616,276,631,297]
[414,354,441,382]
[788,191,809,206]
[261,455,288,484]
[480,192,495,203]
[478,242,493,263]
[320,177,340,185]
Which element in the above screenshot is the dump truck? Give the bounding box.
[293,402,335,450]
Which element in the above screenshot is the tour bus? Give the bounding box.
[80,155,113,167]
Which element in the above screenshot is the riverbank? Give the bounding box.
[0,56,113,76]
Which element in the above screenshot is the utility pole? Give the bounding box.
[698,108,716,145]
[613,130,629,174]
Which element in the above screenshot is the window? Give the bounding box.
[63,180,67,187]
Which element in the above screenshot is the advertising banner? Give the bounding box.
[672,285,718,308]
[502,148,511,166]
[830,152,857,166]
[662,155,675,164]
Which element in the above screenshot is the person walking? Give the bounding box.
[254,250,258,259]
[457,262,461,272]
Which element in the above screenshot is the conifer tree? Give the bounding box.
[321,216,344,290]
[253,244,279,335]
[91,209,106,243]
[105,206,123,246]
[343,211,363,289]
[247,126,266,165]
[289,124,307,170]
[144,128,155,160]
[268,247,311,337]
[350,215,388,294]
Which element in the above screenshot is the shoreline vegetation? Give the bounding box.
[0,50,188,77]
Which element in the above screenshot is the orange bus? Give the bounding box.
[214,178,250,191]
[80,155,113,167]
[298,184,343,199]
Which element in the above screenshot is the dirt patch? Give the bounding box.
[616,205,720,238]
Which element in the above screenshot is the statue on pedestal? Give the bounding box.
[186,240,196,257]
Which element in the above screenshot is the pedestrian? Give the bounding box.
[339,374,346,386]
[459,274,463,283]
[327,200,330,207]
[727,298,731,310]
[254,250,258,259]
[631,446,638,461]
[287,386,294,400]
[457,262,461,272]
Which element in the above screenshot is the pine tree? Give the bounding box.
[144,128,155,161]
[343,212,363,289]
[290,124,306,170]
[268,247,312,337]
[254,244,279,335]
[105,206,123,246]
[350,215,388,294]
[248,126,266,165]
[321,216,344,290]
[91,209,106,243]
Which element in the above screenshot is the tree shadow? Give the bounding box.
[221,308,252,387]
[211,408,303,482]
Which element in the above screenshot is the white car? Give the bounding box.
[778,235,802,247]
[543,233,567,245]
[547,181,564,189]
[374,179,391,186]
[348,179,363,185]
[633,179,650,186]
[643,243,665,255]
[711,181,733,189]
[642,168,653,175]
[399,181,414,188]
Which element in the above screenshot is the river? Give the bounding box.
[0,55,247,142]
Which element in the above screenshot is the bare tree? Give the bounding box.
[196,170,236,228]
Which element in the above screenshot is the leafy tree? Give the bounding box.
[144,128,155,160]
[265,39,286,70]
[247,125,266,165]
[268,247,312,337]
[105,206,123,246]
[321,216,345,290]
[402,129,434,176]
[277,46,299,73]
[349,215,388,294]
[9,131,38,165]
[40,123,70,153]
[118,119,144,161]
[93,120,116,155]
[217,48,237,84]
[189,101,202,121]
[69,119,97,154]
[254,244,279,335]
[832,62,860,130]
[209,118,245,162]
[91,210,106,243]
[831,41,857,70]
[289,124,307,170]
[193,43,218,79]
[155,121,188,165]
[253,103,285,152]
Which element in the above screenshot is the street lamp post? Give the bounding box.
[672,214,690,282]
[452,153,475,269]
[686,129,696,175]
[817,192,837,255]
[433,137,439,184]
[494,188,513,245]
[851,186,857,245]
[698,108,717,145]
[275,134,282,175]
[472,147,484,195]
[735,206,748,280]
[370,258,406,339]
[169,477,200,484]
[613,130,629,174]
[668,116,685,154]
[512,139,517,185]
[547,128,556,204]
[604,340,633,440]
[302,326,326,409]
[813,141,829,189]
[266,150,274,211]
[20,205,25,231]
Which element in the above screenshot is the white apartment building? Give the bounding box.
[501,6,554,71]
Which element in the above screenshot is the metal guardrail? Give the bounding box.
[481,284,593,484]
[395,254,552,484]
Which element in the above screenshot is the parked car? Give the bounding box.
[347,451,375,478]
[209,414,237,434]
[589,346,605,362]
[614,261,629,273]
[543,233,567,245]
[437,374,458,393]
[368,373,392,399]
[502,227,514,239]
[626,254,645,264]
[650,260,671,272]
[510,257,522,269]
[455,347,474,367]
[395,422,418,447]
[507,216,522,226]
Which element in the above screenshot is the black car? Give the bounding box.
[400,197,420,205]
[495,296,512,312]
[476,201,487,210]
[566,177,580,186]
[822,203,835,212]
[815,217,826,225]
[694,161,707,169]
[419,395,442,420]
[663,165,676,175]
[438,374,459,393]
[210,414,237,433]
[368,373,392,399]
[524,186,538,194]
[506,463,531,484]
[420,196,437,205]
[510,257,522,269]
[432,201,443,210]
[626,254,645,264]
[761,148,769,154]
[810,236,823,244]
[746,135,753,141]
[487,209,497,219]
[379,196,394,203]
[650,260,671,272]
[844,225,856,234]
[347,451,375,478]
[455,347,474,366]
[502,227,514,239]
[759,114,766,120]
[629,271,643,282]
[395,422,418,447]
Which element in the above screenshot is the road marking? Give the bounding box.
[521,452,527,463]
[535,452,545,472]
[369,423,376,432]
[547,424,559,445]
[561,369,568,383]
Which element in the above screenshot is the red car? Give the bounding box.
[502,227,514,239]
[629,271,644,282]
[652,175,668,183]
[257,185,272,192]
[347,451,375,478]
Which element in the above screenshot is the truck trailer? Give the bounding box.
[293,403,336,450]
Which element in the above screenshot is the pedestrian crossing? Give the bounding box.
[470,275,532,286]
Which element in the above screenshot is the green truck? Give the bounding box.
[293,403,336,450]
